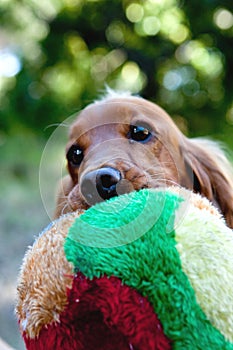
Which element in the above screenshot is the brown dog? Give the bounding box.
[55,91,233,228]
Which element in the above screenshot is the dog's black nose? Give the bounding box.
[81,167,122,205]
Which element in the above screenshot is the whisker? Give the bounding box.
[145,171,167,179]
[61,202,70,216]
[146,175,180,188]
[159,179,180,186]
[44,123,70,131]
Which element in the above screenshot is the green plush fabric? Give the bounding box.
[65,189,233,349]
[68,189,174,248]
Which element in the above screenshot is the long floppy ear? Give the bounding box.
[182,138,233,228]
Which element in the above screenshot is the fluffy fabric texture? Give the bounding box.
[16,188,233,349]
[175,202,233,341]
[16,211,80,338]
[65,190,233,349]
[24,273,170,350]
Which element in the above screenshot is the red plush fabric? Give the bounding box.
[24,273,171,349]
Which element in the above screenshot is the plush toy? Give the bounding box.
[16,188,233,350]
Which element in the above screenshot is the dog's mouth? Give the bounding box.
[67,165,175,215]
[67,164,170,211]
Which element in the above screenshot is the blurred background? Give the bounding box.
[0,0,233,348]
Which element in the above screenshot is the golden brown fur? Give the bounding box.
[55,92,233,228]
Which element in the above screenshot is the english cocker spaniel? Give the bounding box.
[55,90,233,228]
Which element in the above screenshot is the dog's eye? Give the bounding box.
[129,125,152,143]
[67,145,84,166]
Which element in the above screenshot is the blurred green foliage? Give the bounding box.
[0,0,233,145]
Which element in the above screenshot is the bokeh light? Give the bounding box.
[0,0,232,142]
[115,61,147,93]
[0,50,21,77]
[126,3,144,23]
[213,8,233,30]
[175,40,223,78]
[106,21,125,45]
[142,16,161,36]
[163,70,182,91]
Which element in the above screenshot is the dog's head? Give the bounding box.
[55,92,233,228]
